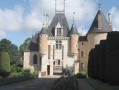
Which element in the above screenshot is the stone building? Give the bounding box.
[23,4,112,77]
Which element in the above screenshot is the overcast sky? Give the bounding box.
[0,0,119,46]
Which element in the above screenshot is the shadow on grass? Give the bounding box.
[84,78,119,90]
[0,78,58,90]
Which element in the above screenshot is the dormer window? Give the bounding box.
[55,22,63,37]
[57,28,61,36]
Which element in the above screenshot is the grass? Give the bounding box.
[84,78,119,90]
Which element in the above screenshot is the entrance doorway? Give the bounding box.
[47,65,50,75]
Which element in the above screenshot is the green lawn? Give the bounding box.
[84,78,119,90]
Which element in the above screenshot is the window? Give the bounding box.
[58,60,60,65]
[53,61,55,65]
[33,54,38,64]
[39,57,42,65]
[57,28,61,36]
[56,41,62,49]
[81,50,85,57]
[48,45,50,59]
[81,63,85,70]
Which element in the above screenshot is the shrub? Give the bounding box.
[0,52,10,77]
[51,76,78,90]
[11,64,22,73]
[75,71,88,79]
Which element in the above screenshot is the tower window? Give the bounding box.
[56,41,62,49]
[81,50,85,57]
[57,28,61,36]
[81,63,85,70]
[33,54,38,64]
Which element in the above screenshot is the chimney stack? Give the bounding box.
[46,14,49,29]
[108,13,112,25]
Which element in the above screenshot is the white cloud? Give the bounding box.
[29,0,96,25]
[0,31,7,39]
[109,7,119,31]
[0,0,97,34]
[0,5,24,31]
[78,26,88,36]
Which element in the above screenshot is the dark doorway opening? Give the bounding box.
[47,65,50,75]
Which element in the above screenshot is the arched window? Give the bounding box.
[33,54,38,64]
[58,60,60,65]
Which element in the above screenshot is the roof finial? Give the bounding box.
[55,0,57,14]
[64,0,65,13]
[73,12,75,25]
[99,3,101,10]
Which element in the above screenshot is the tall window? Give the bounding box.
[57,28,61,36]
[81,63,84,70]
[58,60,60,65]
[48,45,50,59]
[56,41,62,49]
[33,54,38,64]
[53,61,55,65]
[39,57,42,65]
[81,50,85,57]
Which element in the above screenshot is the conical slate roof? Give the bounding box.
[40,27,47,34]
[70,24,79,35]
[87,9,112,34]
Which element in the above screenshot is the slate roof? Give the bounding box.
[87,9,112,34]
[70,24,79,35]
[40,27,48,34]
[24,33,39,52]
[48,13,69,37]
[24,12,70,51]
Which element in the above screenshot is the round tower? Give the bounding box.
[39,27,48,55]
[69,24,79,56]
[87,4,111,50]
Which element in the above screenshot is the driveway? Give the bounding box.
[0,77,58,90]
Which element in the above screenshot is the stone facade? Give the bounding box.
[23,6,112,77]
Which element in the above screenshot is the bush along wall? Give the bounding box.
[88,31,119,85]
[0,70,37,86]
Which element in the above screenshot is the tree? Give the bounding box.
[19,38,31,59]
[0,52,10,77]
[0,39,19,64]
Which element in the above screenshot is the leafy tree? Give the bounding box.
[19,38,31,59]
[0,39,19,64]
[0,39,11,52]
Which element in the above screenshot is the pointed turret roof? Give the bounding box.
[87,7,112,34]
[40,27,47,34]
[70,24,79,35]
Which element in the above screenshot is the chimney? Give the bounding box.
[46,14,49,29]
[108,13,112,25]
[98,4,101,29]
[98,11,101,29]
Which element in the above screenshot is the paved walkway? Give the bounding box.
[0,75,60,90]
[78,79,95,90]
